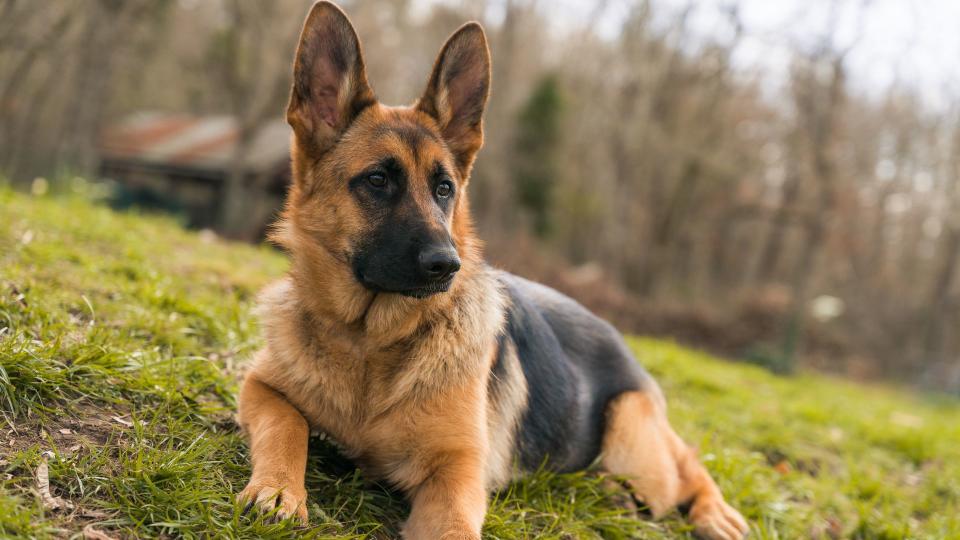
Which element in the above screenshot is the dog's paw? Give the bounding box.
[237,480,308,524]
[437,532,481,540]
[408,528,478,540]
[402,517,481,540]
[689,496,749,540]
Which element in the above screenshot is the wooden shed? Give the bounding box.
[99,112,291,240]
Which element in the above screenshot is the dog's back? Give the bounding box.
[492,271,655,474]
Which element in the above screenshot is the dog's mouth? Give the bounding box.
[357,272,456,299]
[398,275,456,299]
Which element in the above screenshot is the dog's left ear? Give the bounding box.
[417,22,491,176]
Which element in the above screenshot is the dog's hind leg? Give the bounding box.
[601,389,749,540]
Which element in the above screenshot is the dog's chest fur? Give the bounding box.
[248,269,508,487]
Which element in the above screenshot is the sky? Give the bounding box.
[421,0,960,112]
[670,0,960,110]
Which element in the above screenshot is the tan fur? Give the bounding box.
[484,339,527,488]
[602,391,749,539]
[236,361,310,522]
[237,3,746,539]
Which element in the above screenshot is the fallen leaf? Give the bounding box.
[198,229,217,243]
[36,451,73,511]
[83,524,117,540]
[905,472,923,486]
[826,516,844,539]
[77,508,111,519]
[890,411,923,428]
[7,283,28,307]
[111,416,133,427]
[59,429,73,435]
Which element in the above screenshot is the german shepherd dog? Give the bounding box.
[237,2,749,538]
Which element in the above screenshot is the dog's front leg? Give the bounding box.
[403,448,487,540]
[401,382,490,540]
[236,372,310,522]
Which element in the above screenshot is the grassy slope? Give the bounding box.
[1,188,958,539]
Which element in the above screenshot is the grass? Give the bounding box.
[1,185,959,539]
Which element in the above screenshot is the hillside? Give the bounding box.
[1,188,958,539]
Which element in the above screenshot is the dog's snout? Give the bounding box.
[418,245,460,281]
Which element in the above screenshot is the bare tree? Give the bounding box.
[213,0,301,238]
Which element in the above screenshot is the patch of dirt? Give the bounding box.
[8,404,130,456]
[1,402,133,538]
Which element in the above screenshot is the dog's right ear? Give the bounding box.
[287,1,375,155]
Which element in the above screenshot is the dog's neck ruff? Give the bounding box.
[255,262,507,411]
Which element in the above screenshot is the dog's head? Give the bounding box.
[277,1,489,310]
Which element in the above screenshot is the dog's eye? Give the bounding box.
[436,180,453,199]
[367,173,387,188]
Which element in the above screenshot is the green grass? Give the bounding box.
[1,186,959,539]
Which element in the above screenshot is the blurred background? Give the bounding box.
[2,0,959,392]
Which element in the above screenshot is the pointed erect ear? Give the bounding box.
[287,1,376,154]
[417,22,491,175]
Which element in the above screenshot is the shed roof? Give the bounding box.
[100,112,291,174]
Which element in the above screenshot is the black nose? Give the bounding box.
[418,246,461,281]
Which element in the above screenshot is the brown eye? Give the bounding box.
[367,173,387,188]
[436,180,453,198]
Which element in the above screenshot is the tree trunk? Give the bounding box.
[756,168,801,283]
[219,130,256,239]
[636,158,701,296]
[922,226,960,368]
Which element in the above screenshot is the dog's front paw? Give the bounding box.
[689,496,749,540]
[440,533,480,540]
[407,529,478,540]
[402,518,481,540]
[237,479,308,524]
